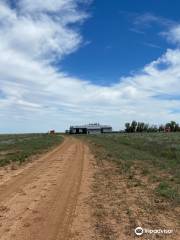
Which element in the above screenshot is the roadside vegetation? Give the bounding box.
[0,133,63,167]
[80,132,180,239]
[125,120,180,132]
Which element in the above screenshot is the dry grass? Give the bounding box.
[78,133,180,239]
[0,133,63,166]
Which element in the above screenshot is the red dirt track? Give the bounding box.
[0,137,91,240]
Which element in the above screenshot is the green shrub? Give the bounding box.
[155,182,179,201]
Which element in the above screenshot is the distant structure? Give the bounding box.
[49,130,55,134]
[69,123,112,134]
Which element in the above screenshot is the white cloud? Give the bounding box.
[163,25,180,45]
[0,1,85,62]
[0,3,180,133]
[133,13,174,29]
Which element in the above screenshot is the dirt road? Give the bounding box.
[0,137,91,240]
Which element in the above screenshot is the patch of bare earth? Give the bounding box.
[0,137,179,240]
[0,137,94,240]
[90,158,179,240]
[69,145,95,240]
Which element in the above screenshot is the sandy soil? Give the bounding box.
[0,137,93,240]
[90,159,180,240]
[1,136,178,240]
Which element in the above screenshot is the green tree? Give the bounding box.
[165,121,177,132]
[131,120,137,132]
[159,125,165,132]
[125,122,131,132]
[144,123,149,132]
[137,122,145,132]
[175,123,179,132]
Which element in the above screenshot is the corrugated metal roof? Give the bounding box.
[70,123,112,130]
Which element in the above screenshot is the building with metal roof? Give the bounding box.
[69,123,112,134]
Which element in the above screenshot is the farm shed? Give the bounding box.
[69,123,112,134]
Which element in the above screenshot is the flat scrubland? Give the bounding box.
[0,133,63,167]
[0,132,179,239]
[80,132,180,240]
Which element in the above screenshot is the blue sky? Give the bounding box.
[61,0,178,85]
[0,0,180,133]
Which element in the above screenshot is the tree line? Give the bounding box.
[125,121,180,133]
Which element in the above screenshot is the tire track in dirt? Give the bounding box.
[0,138,71,202]
[0,137,88,240]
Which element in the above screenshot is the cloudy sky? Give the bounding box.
[0,0,180,133]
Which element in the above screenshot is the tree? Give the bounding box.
[170,121,176,131]
[131,120,137,132]
[137,122,145,132]
[152,125,158,132]
[124,121,180,133]
[159,125,165,132]
[165,121,178,132]
[137,122,141,132]
[144,123,149,132]
[125,122,131,132]
[175,123,179,132]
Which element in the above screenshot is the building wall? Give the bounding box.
[101,127,112,133]
[70,127,87,134]
[70,128,76,134]
[69,126,112,134]
[88,129,101,134]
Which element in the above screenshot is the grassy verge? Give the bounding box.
[0,133,63,166]
[86,133,180,203]
[77,132,180,239]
